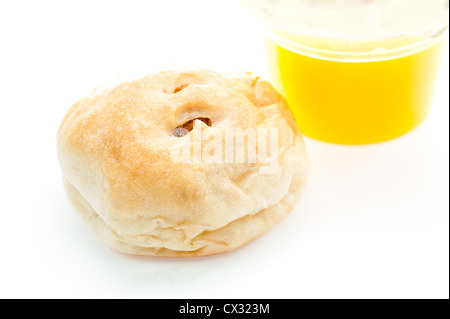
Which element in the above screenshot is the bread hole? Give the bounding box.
[173,84,189,94]
[171,117,212,137]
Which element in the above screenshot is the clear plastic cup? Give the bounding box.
[242,0,449,145]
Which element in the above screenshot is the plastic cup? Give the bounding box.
[242,0,449,145]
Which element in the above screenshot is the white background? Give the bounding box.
[0,0,448,299]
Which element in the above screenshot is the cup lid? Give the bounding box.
[242,0,449,40]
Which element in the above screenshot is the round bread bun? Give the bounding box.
[57,68,309,257]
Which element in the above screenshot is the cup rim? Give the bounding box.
[265,27,449,62]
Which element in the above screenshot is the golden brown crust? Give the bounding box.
[57,68,308,257]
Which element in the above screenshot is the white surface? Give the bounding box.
[0,0,448,299]
[242,0,449,39]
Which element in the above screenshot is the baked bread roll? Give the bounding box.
[57,68,308,257]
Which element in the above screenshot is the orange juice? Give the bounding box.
[266,32,446,144]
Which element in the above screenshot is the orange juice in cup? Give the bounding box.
[243,0,449,144]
